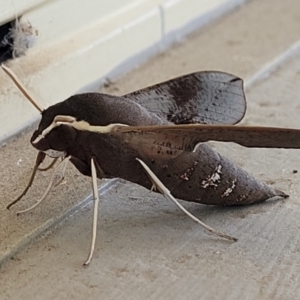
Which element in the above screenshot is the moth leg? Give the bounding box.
[84,158,100,266]
[136,158,238,242]
[150,186,156,192]
[16,157,71,215]
[38,157,59,172]
[7,151,46,210]
[54,157,70,187]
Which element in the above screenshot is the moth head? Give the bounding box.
[31,113,77,157]
[1,65,89,157]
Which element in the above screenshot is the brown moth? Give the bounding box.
[2,64,300,265]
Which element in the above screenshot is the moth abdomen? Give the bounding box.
[150,143,288,206]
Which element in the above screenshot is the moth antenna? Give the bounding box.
[136,158,238,242]
[84,158,100,266]
[7,152,46,210]
[17,157,70,215]
[38,158,59,172]
[1,64,43,112]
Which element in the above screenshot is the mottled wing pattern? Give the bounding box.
[123,71,246,125]
[115,124,300,154]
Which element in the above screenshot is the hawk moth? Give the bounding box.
[3,65,300,265]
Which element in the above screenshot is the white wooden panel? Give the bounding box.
[0,0,46,23]
[21,0,141,48]
[163,0,246,35]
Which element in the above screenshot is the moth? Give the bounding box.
[3,64,300,265]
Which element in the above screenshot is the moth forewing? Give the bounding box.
[115,124,300,150]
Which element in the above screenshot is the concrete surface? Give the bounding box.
[1,0,300,299]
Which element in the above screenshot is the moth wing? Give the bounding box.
[123,71,246,125]
[115,124,300,151]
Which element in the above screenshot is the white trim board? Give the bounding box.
[0,0,247,144]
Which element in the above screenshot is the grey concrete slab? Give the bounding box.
[1,0,300,299]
